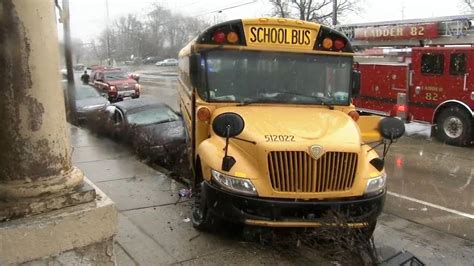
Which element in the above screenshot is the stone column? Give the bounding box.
[0,0,84,215]
[0,2,117,264]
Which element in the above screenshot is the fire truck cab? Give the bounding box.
[339,15,474,146]
[355,47,474,146]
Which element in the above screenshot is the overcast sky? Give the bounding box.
[64,0,471,42]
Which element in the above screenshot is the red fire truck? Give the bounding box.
[338,15,474,146]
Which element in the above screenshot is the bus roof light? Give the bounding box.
[322,37,333,50]
[334,39,345,50]
[226,32,239,44]
[213,31,226,44]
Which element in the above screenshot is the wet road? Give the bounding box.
[382,130,474,240]
[127,65,179,111]
[131,65,474,241]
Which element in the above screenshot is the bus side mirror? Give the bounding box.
[212,113,245,172]
[352,70,361,97]
[379,117,405,140]
[190,54,201,88]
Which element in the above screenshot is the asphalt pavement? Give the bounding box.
[383,127,474,241]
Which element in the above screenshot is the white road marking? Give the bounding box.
[387,191,474,220]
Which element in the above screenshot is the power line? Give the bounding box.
[175,0,203,9]
[192,0,258,17]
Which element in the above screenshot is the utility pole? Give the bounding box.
[105,0,111,65]
[61,0,77,123]
[332,0,337,26]
[214,10,223,24]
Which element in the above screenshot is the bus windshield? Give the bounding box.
[200,50,352,105]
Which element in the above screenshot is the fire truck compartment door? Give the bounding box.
[357,115,383,143]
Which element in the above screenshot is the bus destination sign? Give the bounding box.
[353,23,439,40]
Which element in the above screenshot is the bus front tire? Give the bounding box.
[435,106,472,146]
[191,181,215,231]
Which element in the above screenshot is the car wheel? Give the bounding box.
[435,106,472,146]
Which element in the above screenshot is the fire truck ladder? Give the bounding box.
[337,14,474,47]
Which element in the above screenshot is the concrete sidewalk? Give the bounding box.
[69,126,474,265]
[70,126,324,265]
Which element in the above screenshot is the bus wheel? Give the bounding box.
[436,106,472,146]
[191,182,215,231]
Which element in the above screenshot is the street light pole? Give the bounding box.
[105,0,111,65]
[61,0,77,123]
[332,0,337,26]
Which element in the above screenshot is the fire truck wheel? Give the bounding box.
[436,106,473,146]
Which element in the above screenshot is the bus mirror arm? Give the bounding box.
[367,138,393,160]
[222,125,236,171]
[221,136,256,171]
[366,117,405,171]
[212,112,246,171]
[232,136,256,145]
[366,138,396,171]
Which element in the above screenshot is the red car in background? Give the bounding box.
[90,67,140,102]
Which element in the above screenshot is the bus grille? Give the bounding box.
[267,151,358,193]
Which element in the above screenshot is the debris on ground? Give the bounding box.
[189,233,201,242]
[182,217,191,223]
[179,188,192,198]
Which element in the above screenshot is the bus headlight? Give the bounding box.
[211,170,257,196]
[364,172,386,195]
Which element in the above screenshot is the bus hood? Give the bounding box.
[213,106,361,145]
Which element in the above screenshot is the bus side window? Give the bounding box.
[449,53,466,76]
[421,53,444,75]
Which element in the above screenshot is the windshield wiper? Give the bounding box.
[316,98,335,110]
[278,91,334,110]
[237,97,274,106]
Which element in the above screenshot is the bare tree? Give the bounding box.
[269,0,290,17]
[112,14,145,60]
[71,39,84,64]
[463,0,474,9]
[92,4,209,63]
[269,0,360,25]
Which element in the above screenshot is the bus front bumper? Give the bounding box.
[202,181,385,228]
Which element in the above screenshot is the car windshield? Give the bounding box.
[127,106,180,126]
[104,71,128,81]
[75,85,100,100]
[200,50,352,105]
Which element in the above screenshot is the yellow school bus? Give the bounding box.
[176,18,404,236]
